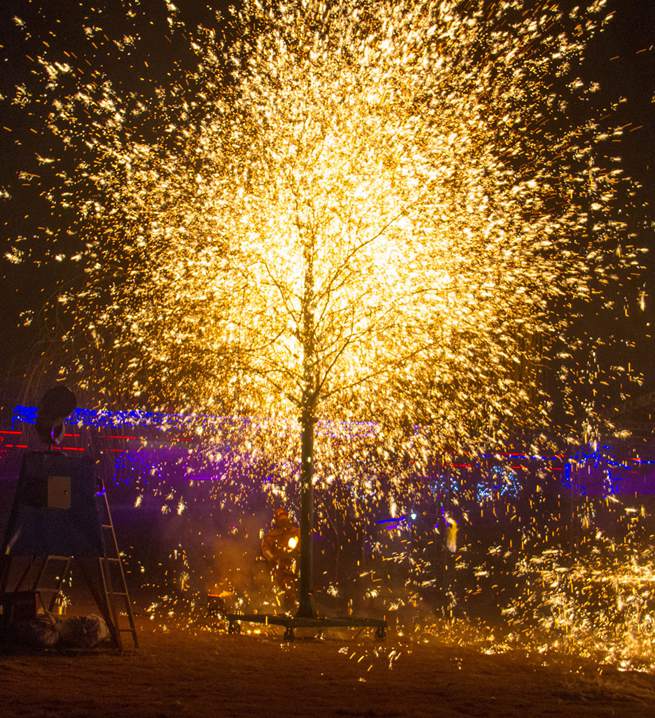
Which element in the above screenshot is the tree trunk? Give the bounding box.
[297,407,316,617]
[297,235,318,618]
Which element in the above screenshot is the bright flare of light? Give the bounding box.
[10,0,639,465]
[287,536,299,551]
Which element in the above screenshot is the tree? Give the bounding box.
[8,0,639,615]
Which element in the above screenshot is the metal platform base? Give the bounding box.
[225,613,387,641]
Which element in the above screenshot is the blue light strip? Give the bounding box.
[11,405,654,505]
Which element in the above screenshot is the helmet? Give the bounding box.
[274,507,289,521]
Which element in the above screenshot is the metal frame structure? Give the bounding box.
[225,612,386,641]
[0,454,138,651]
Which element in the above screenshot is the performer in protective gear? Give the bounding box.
[261,508,299,610]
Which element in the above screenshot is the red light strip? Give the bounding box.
[0,430,22,436]
[0,442,129,455]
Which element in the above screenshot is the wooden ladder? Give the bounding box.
[97,487,139,650]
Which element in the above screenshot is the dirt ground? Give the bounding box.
[1,619,655,718]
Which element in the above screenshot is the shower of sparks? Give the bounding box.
[7,0,641,451]
[2,0,652,672]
